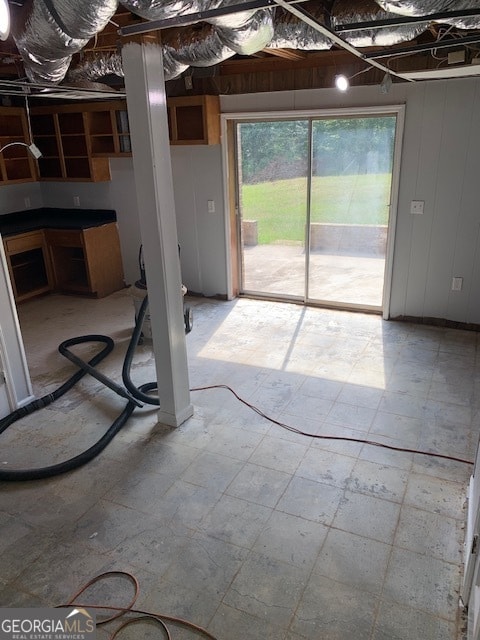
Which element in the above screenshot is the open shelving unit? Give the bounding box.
[167,95,220,145]
[46,224,124,298]
[2,231,53,302]
[31,105,111,182]
[0,107,37,184]
[86,101,131,156]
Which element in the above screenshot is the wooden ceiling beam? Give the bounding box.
[218,49,357,75]
[264,48,308,60]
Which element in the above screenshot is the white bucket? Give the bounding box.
[130,283,188,340]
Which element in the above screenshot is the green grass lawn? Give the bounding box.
[241,173,392,244]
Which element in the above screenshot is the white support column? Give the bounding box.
[122,41,193,427]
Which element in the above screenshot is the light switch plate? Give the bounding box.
[452,277,463,291]
[410,200,424,215]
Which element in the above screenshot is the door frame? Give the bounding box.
[221,104,405,318]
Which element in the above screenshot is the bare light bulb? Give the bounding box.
[0,0,10,41]
[335,74,349,92]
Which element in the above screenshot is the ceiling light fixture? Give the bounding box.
[335,74,349,91]
[0,0,10,41]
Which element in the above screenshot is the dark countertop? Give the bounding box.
[0,208,117,237]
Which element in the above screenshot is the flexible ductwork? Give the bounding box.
[333,0,427,47]
[15,0,480,86]
[265,5,330,51]
[164,24,235,69]
[69,11,274,83]
[375,1,480,29]
[65,0,439,83]
[18,0,275,83]
[13,0,119,83]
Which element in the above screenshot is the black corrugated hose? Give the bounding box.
[0,295,156,481]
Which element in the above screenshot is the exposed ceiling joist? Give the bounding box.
[263,48,308,60]
[119,0,307,36]
[365,32,480,60]
[335,8,480,33]
[273,0,412,81]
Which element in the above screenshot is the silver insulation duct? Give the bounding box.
[164,24,235,68]
[265,5,331,50]
[216,9,274,55]
[68,52,125,82]
[119,0,257,24]
[333,0,427,47]
[120,0,275,56]
[375,1,480,29]
[19,0,480,86]
[13,0,118,83]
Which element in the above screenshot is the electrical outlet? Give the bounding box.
[207,200,215,213]
[73,196,80,207]
[410,200,424,215]
[24,197,31,208]
[452,277,463,291]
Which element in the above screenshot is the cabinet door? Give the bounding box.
[82,224,124,298]
[46,225,124,298]
[3,231,53,302]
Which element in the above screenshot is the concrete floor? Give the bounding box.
[242,244,386,307]
[0,288,477,639]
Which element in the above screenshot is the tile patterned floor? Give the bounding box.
[1,289,478,639]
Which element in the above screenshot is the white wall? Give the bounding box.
[171,145,227,297]
[38,150,228,295]
[0,182,42,214]
[222,78,480,325]
[3,78,480,324]
[39,160,143,286]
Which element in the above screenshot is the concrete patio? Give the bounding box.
[242,244,386,308]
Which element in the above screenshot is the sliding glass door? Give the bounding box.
[236,119,309,298]
[235,110,398,312]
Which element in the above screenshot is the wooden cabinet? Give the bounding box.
[31,105,111,182]
[3,230,53,302]
[86,101,131,156]
[167,95,220,145]
[3,222,124,301]
[47,223,124,298]
[2,95,219,185]
[0,107,37,184]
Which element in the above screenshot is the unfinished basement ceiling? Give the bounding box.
[1,0,480,99]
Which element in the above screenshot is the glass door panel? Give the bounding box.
[237,120,309,298]
[307,116,396,308]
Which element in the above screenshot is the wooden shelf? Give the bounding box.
[4,223,124,302]
[2,230,54,302]
[85,101,132,157]
[47,224,124,298]
[0,107,37,185]
[2,96,219,186]
[167,95,220,145]
[31,105,111,182]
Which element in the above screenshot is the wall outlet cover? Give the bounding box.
[410,200,424,215]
